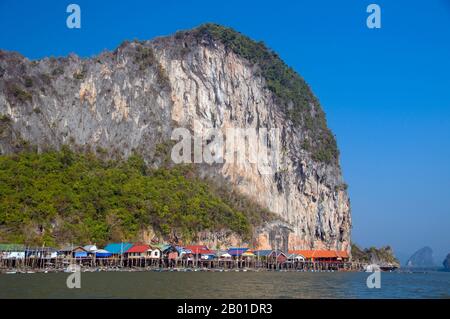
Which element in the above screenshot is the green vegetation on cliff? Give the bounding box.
[187,23,339,164]
[351,244,400,265]
[0,148,273,246]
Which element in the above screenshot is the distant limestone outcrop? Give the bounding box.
[443,254,450,271]
[351,244,400,268]
[406,246,435,268]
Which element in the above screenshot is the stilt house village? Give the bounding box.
[0,243,361,273]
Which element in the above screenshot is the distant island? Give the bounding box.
[351,244,400,269]
[405,247,435,268]
[443,254,450,271]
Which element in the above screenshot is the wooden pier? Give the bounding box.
[0,254,365,273]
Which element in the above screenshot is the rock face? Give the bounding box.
[406,247,435,268]
[443,254,450,270]
[351,244,400,268]
[0,24,351,251]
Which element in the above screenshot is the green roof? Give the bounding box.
[0,244,25,251]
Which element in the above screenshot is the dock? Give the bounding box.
[0,244,367,273]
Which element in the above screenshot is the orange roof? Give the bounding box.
[288,250,349,259]
[336,250,349,258]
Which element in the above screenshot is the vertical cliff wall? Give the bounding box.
[0,24,351,251]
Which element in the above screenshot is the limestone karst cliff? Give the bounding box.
[406,247,435,268]
[0,24,351,251]
[443,254,450,270]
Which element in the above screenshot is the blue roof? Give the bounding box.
[176,246,192,254]
[103,243,133,254]
[227,248,249,256]
[74,251,88,258]
[152,243,176,253]
[253,250,274,257]
[95,251,112,258]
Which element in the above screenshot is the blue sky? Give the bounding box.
[1,0,449,263]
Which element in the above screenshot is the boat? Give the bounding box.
[64,264,79,273]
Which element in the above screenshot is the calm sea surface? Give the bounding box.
[0,271,449,299]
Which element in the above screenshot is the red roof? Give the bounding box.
[126,244,150,253]
[185,245,213,255]
[288,250,349,259]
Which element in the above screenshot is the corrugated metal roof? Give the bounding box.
[185,245,212,255]
[227,248,249,256]
[274,250,287,257]
[253,250,274,257]
[126,244,149,253]
[242,251,255,257]
[214,250,228,256]
[26,247,58,252]
[288,250,349,259]
[152,243,174,252]
[104,243,133,254]
[83,245,97,252]
[95,249,112,258]
[176,246,192,254]
[59,245,84,252]
[0,244,25,251]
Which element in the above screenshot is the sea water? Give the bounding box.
[0,271,449,298]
